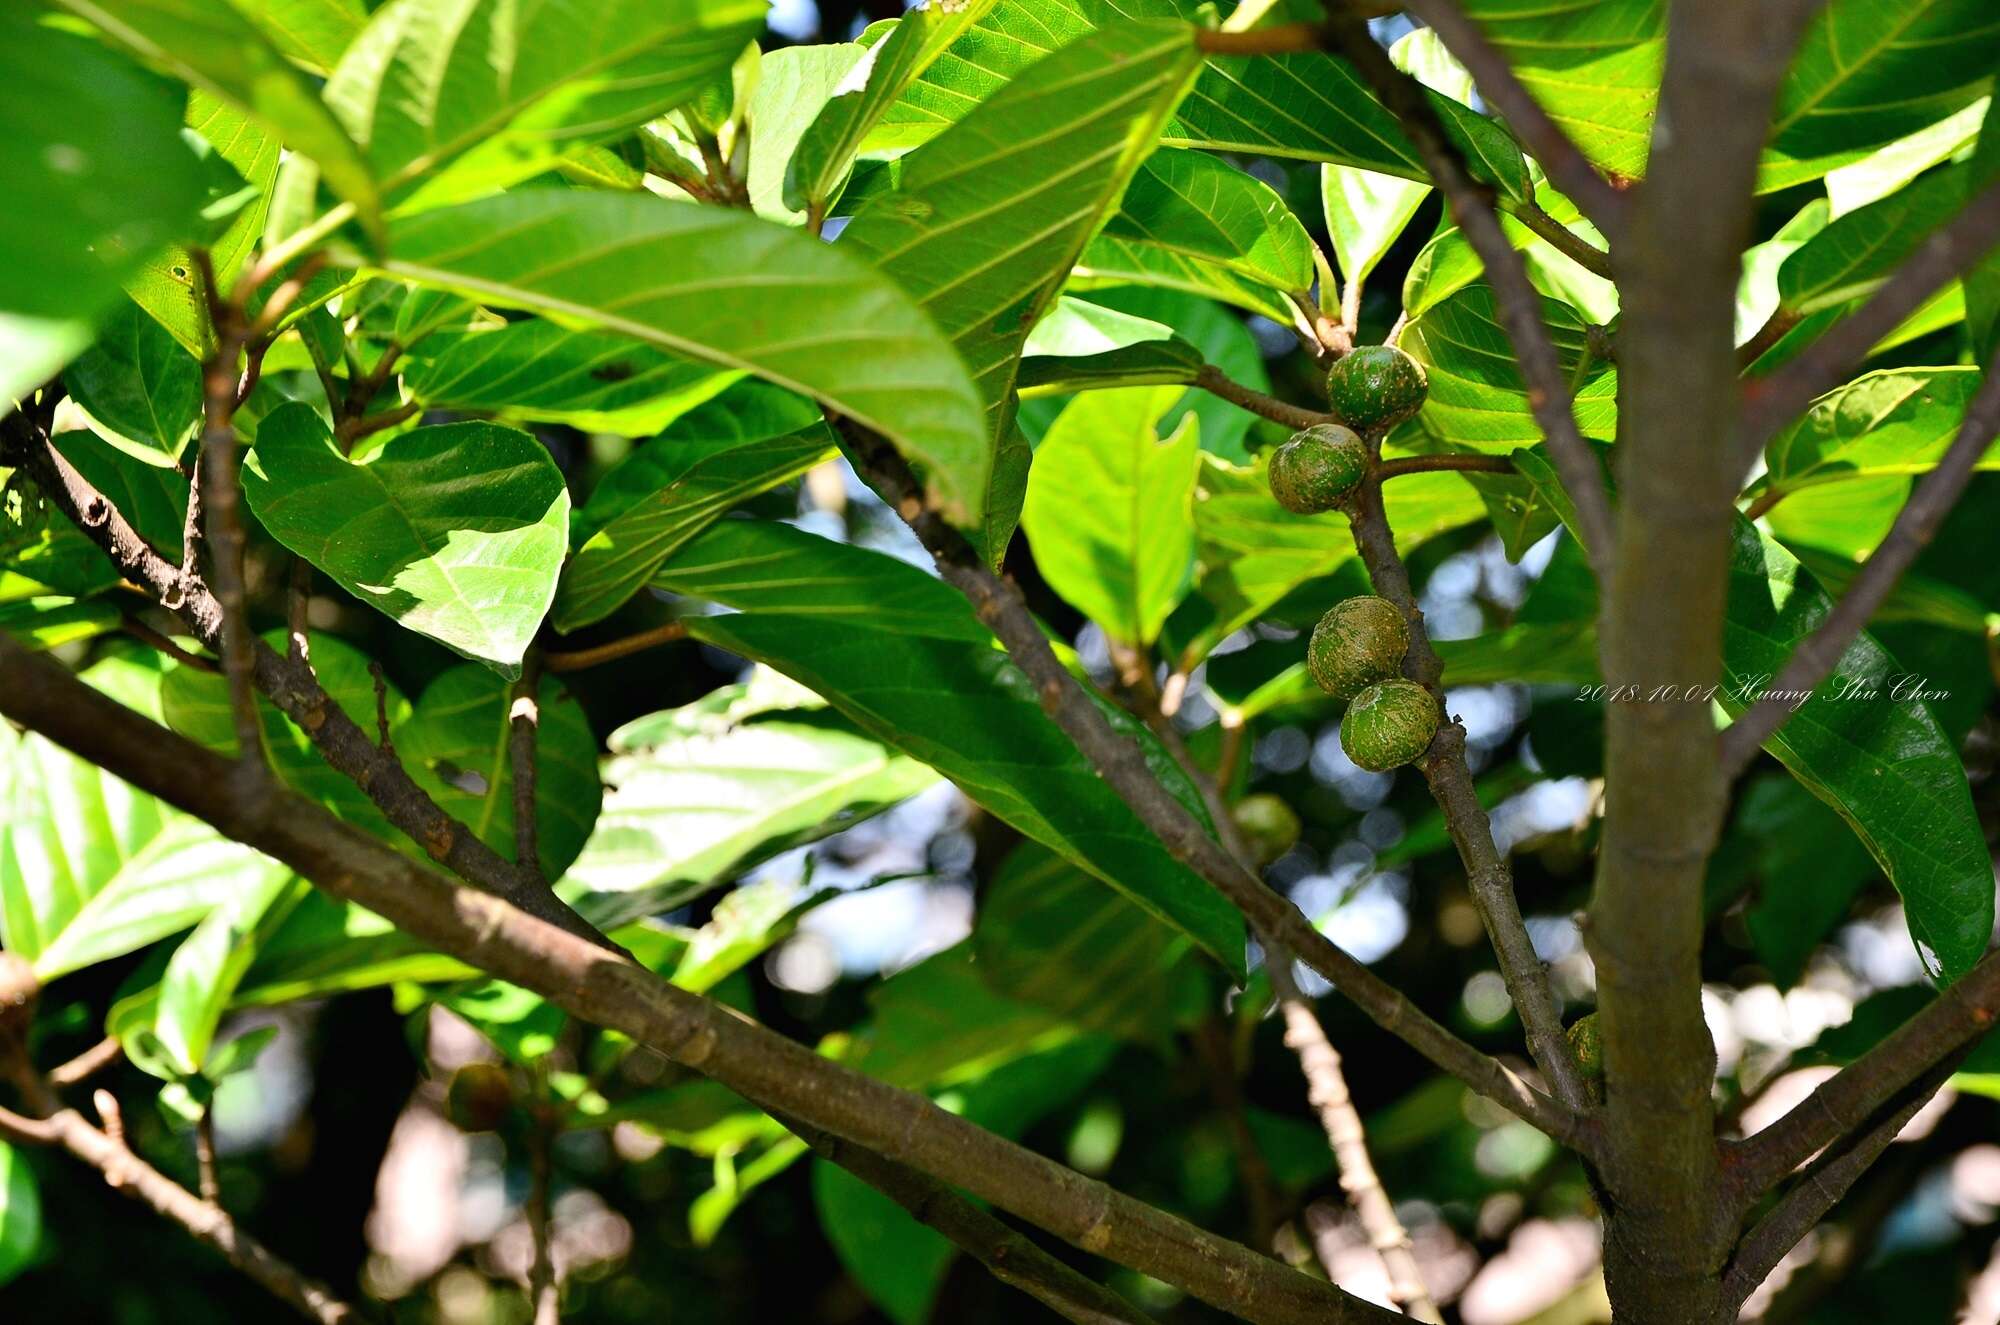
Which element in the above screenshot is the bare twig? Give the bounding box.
[1314,6,1618,578]
[194,1112,222,1207]
[287,558,314,669]
[1735,176,2000,470]
[510,652,544,878]
[1507,198,1614,279]
[336,400,422,447]
[527,1110,560,1325]
[120,618,219,674]
[1736,307,1804,370]
[542,622,690,673]
[0,636,1400,1325]
[1720,351,2000,775]
[1374,453,1515,480]
[1194,364,1340,430]
[48,1036,125,1089]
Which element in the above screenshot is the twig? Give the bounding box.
[366,662,395,754]
[527,1110,560,1325]
[48,1036,125,1088]
[195,1111,222,1207]
[1343,475,1589,1108]
[840,421,1587,1147]
[1191,1018,1280,1252]
[287,558,314,669]
[542,622,690,673]
[120,618,219,673]
[1374,453,1515,480]
[510,652,544,878]
[0,635,1402,1325]
[1196,22,1321,54]
[1735,175,2000,470]
[1507,198,1614,279]
[1736,307,1804,370]
[335,400,422,448]
[1194,364,1340,430]
[1719,350,2000,776]
[1717,1052,1965,1319]
[1313,6,1618,578]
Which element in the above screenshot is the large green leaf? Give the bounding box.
[1400,284,1618,452]
[150,872,305,1076]
[1762,0,2000,190]
[1102,149,1316,296]
[1020,386,1199,646]
[380,191,990,526]
[1758,368,1999,505]
[244,0,365,72]
[1,653,287,981]
[840,17,1204,458]
[1775,167,1971,317]
[230,892,474,1006]
[0,1142,39,1290]
[1070,236,1298,326]
[785,0,1000,216]
[402,320,737,437]
[812,1159,953,1325]
[0,12,207,402]
[398,665,603,881]
[59,0,383,244]
[671,539,1244,974]
[1968,101,2000,367]
[562,694,937,926]
[1323,162,1430,292]
[242,403,569,674]
[62,301,202,458]
[745,45,868,225]
[322,0,764,200]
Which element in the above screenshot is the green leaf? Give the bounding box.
[231,893,474,1005]
[1017,340,1206,396]
[1776,167,1971,317]
[152,873,305,1076]
[1102,150,1317,296]
[1758,368,1999,504]
[244,0,365,72]
[785,0,1000,216]
[1734,776,1878,987]
[241,404,569,674]
[556,407,834,633]
[380,191,989,526]
[563,703,936,927]
[322,0,765,201]
[1021,386,1200,646]
[1762,0,2000,191]
[1736,199,1830,345]
[745,45,869,225]
[0,1142,39,1289]
[1968,100,2000,367]
[1825,95,1988,216]
[0,596,122,653]
[1070,235,1298,326]
[1400,284,1618,452]
[398,665,603,881]
[60,0,384,246]
[670,878,838,996]
[62,301,202,457]
[402,320,737,438]
[812,1160,954,1325]
[0,11,207,395]
[1,653,287,981]
[839,18,1206,454]
[1323,163,1430,291]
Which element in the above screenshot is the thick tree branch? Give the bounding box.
[1720,351,2000,775]
[2,418,608,951]
[1716,1053,1964,1321]
[1735,175,2000,470]
[1401,0,1628,233]
[841,422,1588,1148]
[0,636,1398,1325]
[1315,4,1617,576]
[1193,364,1339,430]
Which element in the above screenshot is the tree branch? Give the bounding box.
[1193,364,1340,430]
[542,621,689,673]
[510,651,544,879]
[1734,175,2000,470]
[1374,453,1515,480]
[2,416,609,951]
[1506,197,1615,279]
[1719,350,2000,776]
[0,635,1401,1325]
[1716,1052,1964,1320]
[840,422,1588,1148]
[1314,4,1618,577]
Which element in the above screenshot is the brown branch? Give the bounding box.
[1719,350,2000,776]
[1374,453,1515,480]
[789,1116,1153,1325]
[527,1109,560,1325]
[1342,475,1589,1109]
[542,621,690,672]
[335,400,422,447]
[1195,22,1322,55]
[5,418,610,951]
[1735,175,2000,470]
[1313,6,1617,578]
[1736,306,1804,370]
[840,422,1587,1148]
[510,652,544,878]
[48,1036,125,1089]
[1192,364,1339,430]
[1507,197,1615,279]
[1402,0,1627,233]
[0,635,1400,1325]
[194,1111,222,1206]
[120,618,219,673]
[1717,1052,1965,1319]
[287,557,314,668]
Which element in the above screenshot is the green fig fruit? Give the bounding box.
[1308,596,1409,703]
[445,1062,514,1133]
[1339,679,1438,772]
[1232,794,1302,866]
[1268,423,1367,514]
[1567,1013,1605,1103]
[1327,345,1428,432]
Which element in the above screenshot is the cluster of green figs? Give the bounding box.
[1266,345,1440,774]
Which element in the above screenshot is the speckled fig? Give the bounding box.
[1268,423,1367,514]
[1307,595,1409,704]
[1567,1013,1605,1103]
[1339,679,1438,772]
[1232,794,1302,866]
[1327,345,1428,432]
[445,1062,515,1133]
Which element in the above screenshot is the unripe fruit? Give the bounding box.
[1327,345,1428,432]
[1339,679,1438,772]
[445,1062,514,1133]
[1308,596,1409,704]
[1232,794,1302,866]
[1568,1013,1605,1104]
[1268,423,1367,514]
